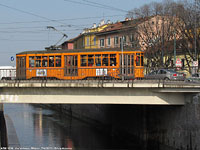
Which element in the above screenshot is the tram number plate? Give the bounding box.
[96,69,107,76]
[36,69,47,76]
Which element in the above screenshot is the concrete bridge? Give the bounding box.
[0,80,199,105]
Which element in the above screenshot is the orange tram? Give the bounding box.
[16,48,144,80]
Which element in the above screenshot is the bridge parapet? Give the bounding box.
[0,80,200,90]
[0,80,199,105]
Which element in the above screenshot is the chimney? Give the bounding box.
[99,19,105,26]
[125,17,129,21]
[92,23,97,28]
[107,20,111,24]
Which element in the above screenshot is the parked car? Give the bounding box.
[145,69,185,81]
[185,73,200,82]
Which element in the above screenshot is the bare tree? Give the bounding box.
[126,0,200,73]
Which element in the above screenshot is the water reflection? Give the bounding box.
[32,109,75,149]
[3,104,123,149]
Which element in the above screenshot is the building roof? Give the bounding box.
[61,34,84,46]
[96,22,123,35]
[96,17,150,35]
[17,47,143,55]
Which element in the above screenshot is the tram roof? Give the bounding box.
[17,48,143,55]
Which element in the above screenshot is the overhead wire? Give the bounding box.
[0,3,70,26]
[0,1,129,54]
[82,0,128,13]
[0,14,123,25]
[0,3,54,22]
[0,25,87,30]
[0,2,125,27]
[64,0,128,13]
[0,2,125,35]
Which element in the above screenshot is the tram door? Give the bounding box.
[64,55,78,76]
[120,54,134,78]
[16,56,26,79]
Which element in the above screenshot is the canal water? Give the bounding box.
[3,104,142,150]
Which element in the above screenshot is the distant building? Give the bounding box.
[61,19,111,50]
[61,34,84,50]
[61,39,74,50]
[83,19,111,49]
[96,21,123,48]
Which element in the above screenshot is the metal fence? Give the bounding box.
[0,66,191,82]
[0,69,16,80]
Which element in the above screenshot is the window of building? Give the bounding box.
[55,56,61,67]
[130,35,135,48]
[100,39,104,47]
[87,37,89,46]
[94,37,96,46]
[107,37,111,46]
[122,36,126,43]
[114,36,119,45]
[29,56,35,67]
[82,39,85,47]
[36,56,41,67]
[49,56,54,67]
[42,56,48,67]
[95,55,101,66]
[130,35,133,42]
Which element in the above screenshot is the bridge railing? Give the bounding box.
[0,67,189,83]
[0,69,16,80]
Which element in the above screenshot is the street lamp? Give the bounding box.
[174,31,176,68]
[121,36,124,80]
[194,0,197,61]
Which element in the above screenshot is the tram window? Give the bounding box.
[55,56,61,67]
[42,56,48,67]
[141,55,144,66]
[102,54,108,66]
[74,56,77,66]
[110,54,116,66]
[88,55,94,66]
[29,56,35,67]
[131,55,134,65]
[36,56,41,67]
[136,53,141,66]
[65,55,78,76]
[128,55,131,65]
[95,55,101,66]
[49,56,54,67]
[123,55,127,65]
[81,55,87,66]
[36,56,41,59]
[66,56,71,66]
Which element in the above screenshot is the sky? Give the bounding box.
[0,0,164,66]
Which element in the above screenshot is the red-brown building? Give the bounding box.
[61,39,74,50]
[61,34,85,50]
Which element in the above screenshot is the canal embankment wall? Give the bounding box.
[45,93,200,150]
